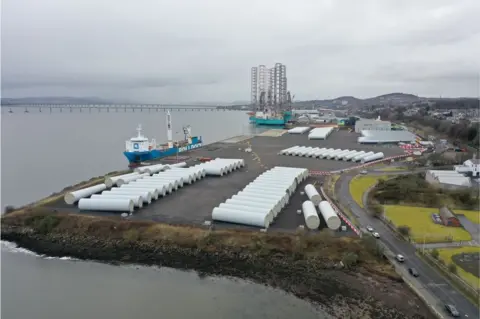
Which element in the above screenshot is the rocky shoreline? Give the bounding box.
[2,222,434,319]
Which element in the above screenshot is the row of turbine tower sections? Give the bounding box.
[63,159,245,213]
[250,63,290,108]
[212,166,341,230]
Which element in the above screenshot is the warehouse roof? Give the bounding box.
[428,170,471,187]
[358,130,416,143]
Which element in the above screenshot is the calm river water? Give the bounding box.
[1,109,328,319]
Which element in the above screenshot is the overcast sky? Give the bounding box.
[2,0,480,103]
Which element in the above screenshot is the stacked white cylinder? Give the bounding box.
[106,188,153,203]
[116,173,150,186]
[64,183,108,205]
[195,158,244,176]
[333,149,351,160]
[211,166,308,228]
[308,127,333,140]
[288,127,310,134]
[353,151,374,162]
[302,201,321,229]
[78,198,134,213]
[338,150,358,161]
[134,164,167,175]
[304,184,322,205]
[90,194,144,208]
[326,149,344,159]
[361,152,385,163]
[344,151,364,161]
[318,201,341,230]
[105,173,138,188]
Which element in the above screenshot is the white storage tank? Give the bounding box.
[211,207,270,228]
[304,184,322,205]
[78,198,134,213]
[302,200,321,229]
[333,149,350,160]
[318,201,341,230]
[338,150,358,161]
[326,149,344,159]
[361,152,385,163]
[64,183,108,205]
[118,185,159,199]
[116,173,150,186]
[353,151,374,162]
[104,173,138,188]
[345,151,364,161]
[90,194,144,208]
[106,189,153,203]
[218,203,274,223]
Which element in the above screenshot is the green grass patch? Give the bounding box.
[384,205,472,243]
[349,175,389,208]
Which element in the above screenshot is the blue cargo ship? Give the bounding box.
[123,111,203,164]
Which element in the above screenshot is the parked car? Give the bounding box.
[360,170,368,174]
[366,226,374,232]
[408,267,419,277]
[372,232,380,239]
[395,254,405,262]
[444,304,460,317]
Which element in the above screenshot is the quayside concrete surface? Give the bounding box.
[39,131,404,232]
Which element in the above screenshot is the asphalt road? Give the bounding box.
[337,173,479,318]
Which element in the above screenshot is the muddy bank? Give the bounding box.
[2,215,434,319]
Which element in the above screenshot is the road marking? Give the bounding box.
[427,283,448,287]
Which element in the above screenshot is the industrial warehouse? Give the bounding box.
[43,128,405,233]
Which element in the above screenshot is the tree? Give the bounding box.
[397,226,411,237]
[431,248,439,259]
[368,203,384,218]
[448,263,457,274]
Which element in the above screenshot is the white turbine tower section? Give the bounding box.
[166,110,173,148]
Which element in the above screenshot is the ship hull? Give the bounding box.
[123,137,203,164]
[249,111,292,126]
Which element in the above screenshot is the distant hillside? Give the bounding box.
[293,93,423,109]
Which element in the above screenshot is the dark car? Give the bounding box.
[408,268,419,277]
[444,304,460,317]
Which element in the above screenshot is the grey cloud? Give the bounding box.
[2,0,480,102]
[2,75,220,90]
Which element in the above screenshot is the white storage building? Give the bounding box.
[425,170,472,189]
[455,157,480,177]
[358,130,416,144]
[354,118,391,133]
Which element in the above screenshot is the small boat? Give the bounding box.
[123,110,203,164]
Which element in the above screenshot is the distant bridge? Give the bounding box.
[1,104,248,113]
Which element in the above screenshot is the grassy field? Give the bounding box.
[436,247,480,290]
[455,209,480,225]
[349,175,388,208]
[383,205,472,243]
